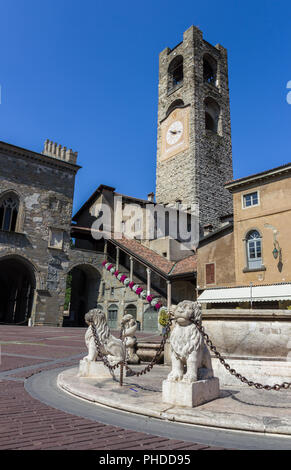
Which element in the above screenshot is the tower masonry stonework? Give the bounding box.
[155,25,233,232]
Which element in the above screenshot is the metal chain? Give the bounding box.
[91,323,121,372]
[92,314,291,392]
[192,317,291,392]
[125,316,173,377]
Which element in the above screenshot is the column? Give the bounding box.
[146,267,151,296]
[104,240,108,257]
[167,280,172,310]
[130,256,134,281]
[116,247,120,270]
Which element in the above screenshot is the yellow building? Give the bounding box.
[198,162,291,308]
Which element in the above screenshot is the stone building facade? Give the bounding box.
[0,140,79,325]
[0,140,105,326]
[0,25,240,329]
[155,25,233,231]
[70,184,197,331]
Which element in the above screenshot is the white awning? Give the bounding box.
[197,284,291,303]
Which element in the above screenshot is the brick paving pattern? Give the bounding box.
[0,325,226,450]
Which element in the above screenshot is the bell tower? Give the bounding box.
[155,25,233,231]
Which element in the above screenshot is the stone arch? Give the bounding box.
[124,303,137,320]
[0,254,36,324]
[166,99,185,118]
[63,263,101,327]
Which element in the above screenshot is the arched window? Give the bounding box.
[168,56,183,92]
[0,193,19,232]
[166,99,184,117]
[203,54,217,85]
[246,230,262,269]
[108,304,118,329]
[204,97,220,133]
[124,304,137,320]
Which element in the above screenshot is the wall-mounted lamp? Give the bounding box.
[272,242,281,260]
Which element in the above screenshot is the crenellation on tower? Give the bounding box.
[43,139,78,164]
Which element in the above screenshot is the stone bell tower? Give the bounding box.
[155,25,233,232]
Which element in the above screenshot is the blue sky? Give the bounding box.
[0,0,290,213]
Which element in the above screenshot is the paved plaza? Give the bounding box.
[2,325,291,451]
[0,325,225,451]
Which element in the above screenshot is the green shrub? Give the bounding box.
[159,308,170,327]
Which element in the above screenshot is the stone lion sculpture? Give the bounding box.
[83,308,126,366]
[121,314,140,364]
[167,300,213,383]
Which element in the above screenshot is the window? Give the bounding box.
[0,193,19,232]
[243,192,259,208]
[168,56,183,93]
[203,54,217,86]
[110,287,114,296]
[204,97,220,133]
[206,263,215,285]
[246,230,262,269]
[49,228,64,250]
[124,304,137,320]
[108,304,118,329]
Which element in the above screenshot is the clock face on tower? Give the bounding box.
[160,107,190,162]
[166,120,183,145]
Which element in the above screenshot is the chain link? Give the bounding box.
[90,316,173,380]
[192,317,291,392]
[91,322,121,372]
[125,316,173,377]
[91,313,291,392]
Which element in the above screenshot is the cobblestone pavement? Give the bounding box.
[0,325,226,451]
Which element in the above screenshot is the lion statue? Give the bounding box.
[167,300,213,383]
[83,308,126,366]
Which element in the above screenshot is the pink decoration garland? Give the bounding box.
[101,261,163,310]
[154,302,162,310]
